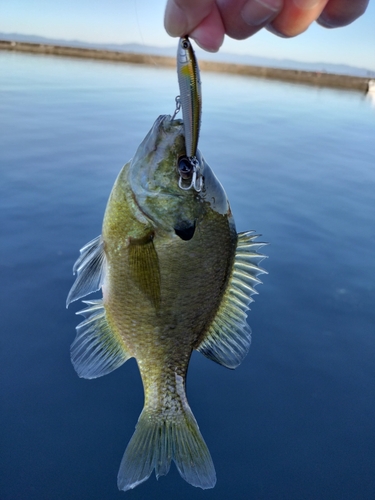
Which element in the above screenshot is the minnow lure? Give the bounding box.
[176,36,202,191]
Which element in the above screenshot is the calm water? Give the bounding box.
[1,51,375,500]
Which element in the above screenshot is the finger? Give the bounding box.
[190,5,226,52]
[268,0,330,37]
[317,0,369,28]
[164,0,216,37]
[217,0,284,40]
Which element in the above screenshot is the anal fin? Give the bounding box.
[197,231,267,369]
[72,299,131,379]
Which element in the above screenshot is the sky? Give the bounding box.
[1,0,375,70]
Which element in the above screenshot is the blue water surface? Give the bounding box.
[1,51,375,500]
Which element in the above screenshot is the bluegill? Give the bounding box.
[67,115,266,491]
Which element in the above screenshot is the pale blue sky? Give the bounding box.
[1,0,375,70]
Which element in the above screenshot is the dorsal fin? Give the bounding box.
[197,231,267,369]
[66,235,105,307]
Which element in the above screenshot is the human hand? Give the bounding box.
[164,0,370,52]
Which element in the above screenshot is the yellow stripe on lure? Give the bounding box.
[177,36,202,161]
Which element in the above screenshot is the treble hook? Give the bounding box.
[178,156,203,192]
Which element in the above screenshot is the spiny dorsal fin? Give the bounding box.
[128,233,161,310]
[197,231,267,369]
[66,235,106,307]
[71,299,131,379]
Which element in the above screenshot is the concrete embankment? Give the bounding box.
[0,39,370,92]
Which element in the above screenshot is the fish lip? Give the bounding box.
[155,114,183,134]
[154,114,168,130]
[129,114,185,197]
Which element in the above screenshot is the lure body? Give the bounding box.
[177,37,202,159]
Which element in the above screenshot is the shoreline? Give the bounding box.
[1,39,371,92]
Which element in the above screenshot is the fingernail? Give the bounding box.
[316,12,335,28]
[164,2,187,37]
[241,0,282,27]
[266,23,289,37]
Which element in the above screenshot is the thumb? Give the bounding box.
[164,0,217,37]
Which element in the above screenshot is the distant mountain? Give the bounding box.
[1,32,374,78]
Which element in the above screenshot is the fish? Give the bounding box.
[177,36,202,160]
[66,114,266,491]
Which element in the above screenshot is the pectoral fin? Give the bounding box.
[66,235,106,307]
[197,231,267,369]
[128,233,161,309]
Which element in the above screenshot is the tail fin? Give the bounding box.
[117,402,216,491]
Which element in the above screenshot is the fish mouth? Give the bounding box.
[151,114,183,139]
[150,114,169,135]
[129,114,185,196]
[128,114,187,227]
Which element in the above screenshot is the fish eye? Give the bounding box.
[181,39,190,50]
[178,156,194,179]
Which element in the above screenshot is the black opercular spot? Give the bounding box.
[174,221,196,241]
[178,156,194,179]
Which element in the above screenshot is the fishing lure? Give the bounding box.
[176,36,202,192]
